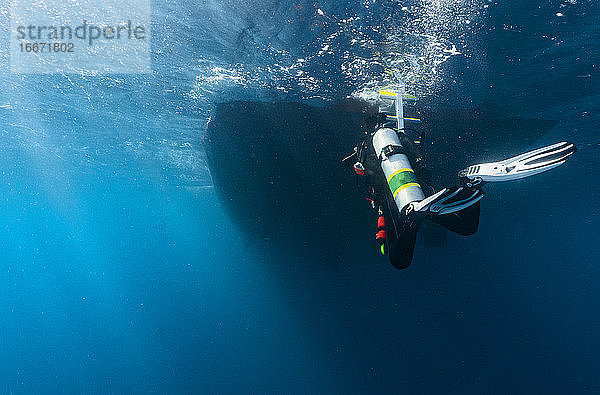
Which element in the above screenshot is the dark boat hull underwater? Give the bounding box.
[203,100,556,268]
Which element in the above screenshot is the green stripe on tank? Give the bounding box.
[388,170,419,196]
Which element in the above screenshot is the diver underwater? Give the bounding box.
[343,86,577,270]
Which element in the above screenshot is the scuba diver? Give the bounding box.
[343,86,577,270]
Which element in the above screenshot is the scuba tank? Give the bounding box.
[371,127,424,212]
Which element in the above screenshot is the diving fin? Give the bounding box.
[410,185,485,216]
[459,141,577,184]
[382,186,483,269]
[406,185,483,237]
[430,201,481,236]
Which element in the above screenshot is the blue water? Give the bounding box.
[0,0,599,392]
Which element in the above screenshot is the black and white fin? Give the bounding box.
[459,141,577,183]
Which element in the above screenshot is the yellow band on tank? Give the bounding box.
[387,168,414,184]
[393,182,421,198]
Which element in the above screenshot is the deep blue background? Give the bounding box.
[0,0,598,392]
